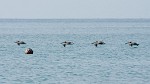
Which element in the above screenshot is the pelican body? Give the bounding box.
[125,41,139,47]
[61,41,74,47]
[92,41,105,47]
[15,41,26,45]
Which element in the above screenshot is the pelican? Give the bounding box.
[125,41,139,47]
[61,41,74,47]
[25,48,33,54]
[92,41,105,47]
[15,41,26,45]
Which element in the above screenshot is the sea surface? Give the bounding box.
[0,19,150,84]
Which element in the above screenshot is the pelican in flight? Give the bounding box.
[125,41,139,47]
[92,41,105,47]
[61,41,74,47]
[15,41,26,45]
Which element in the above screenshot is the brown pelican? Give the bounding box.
[92,41,105,47]
[15,41,26,45]
[25,48,33,54]
[125,41,139,47]
[61,41,74,47]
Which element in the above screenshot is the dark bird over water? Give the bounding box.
[61,41,74,47]
[125,41,139,47]
[92,41,105,47]
[14,41,26,45]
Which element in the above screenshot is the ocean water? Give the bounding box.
[0,19,150,84]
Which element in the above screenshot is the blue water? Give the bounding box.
[0,19,150,84]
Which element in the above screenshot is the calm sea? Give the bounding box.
[0,19,150,84]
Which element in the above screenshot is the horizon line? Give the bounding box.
[0,18,150,20]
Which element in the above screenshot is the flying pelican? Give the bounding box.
[15,41,26,45]
[92,41,105,47]
[61,41,74,47]
[125,41,139,47]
